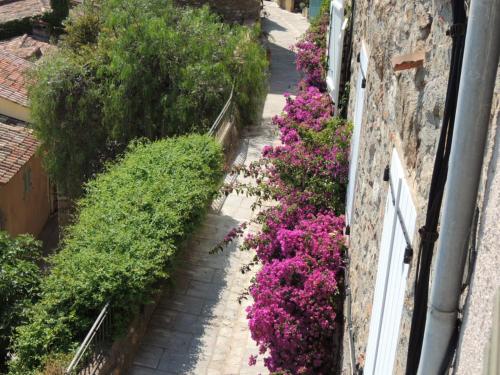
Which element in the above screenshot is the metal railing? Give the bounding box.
[207,86,235,137]
[65,303,112,375]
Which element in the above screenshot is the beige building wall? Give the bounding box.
[0,154,50,236]
[0,97,31,122]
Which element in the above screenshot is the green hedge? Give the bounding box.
[8,135,223,374]
[0,233,42,373]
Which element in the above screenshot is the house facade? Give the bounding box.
[0,122,50,236]
[0,50,52,236]
[325,0,500,373]
[0,50,32,122]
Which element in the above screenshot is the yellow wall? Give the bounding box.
[0,97,31,123]
[0,155,50,236]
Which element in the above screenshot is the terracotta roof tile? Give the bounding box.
[0,0,51,24]
[0,121,39,184]
[0,50,33,106]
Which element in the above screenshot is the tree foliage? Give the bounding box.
[8,135,223,374]
[0,233,42,373]
[30,0,267,197]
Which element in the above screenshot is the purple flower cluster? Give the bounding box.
[246,209,346,373]
[261,86,351,214]
[294,12,330,90]
[274,87,333,131]
[227,13,353,374]
[245,85,351,374]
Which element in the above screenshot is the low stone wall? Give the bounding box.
[213,112,242,167]
[102,289,165,375]
[176,0,260,23]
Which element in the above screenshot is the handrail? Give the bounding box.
[208,85,235,137]
[65,302,110,374]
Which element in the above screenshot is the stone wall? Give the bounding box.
[341,0,500,373]
[176,0,260,23]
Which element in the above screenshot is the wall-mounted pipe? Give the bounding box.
[417,0,500,372]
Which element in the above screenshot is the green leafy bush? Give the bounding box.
[0,233,42,373]
[8,135,223,374]
[29,50,108,197]
[30,0,267,198]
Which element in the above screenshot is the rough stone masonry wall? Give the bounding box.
[343,0,500,373]
[342,0,454,372]
[176,0,260,23]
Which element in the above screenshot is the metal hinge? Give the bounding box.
[383,165,390,181]
[404,244,413,264]
[446,23,467,38]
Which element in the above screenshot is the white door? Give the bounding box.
[345,43,368,224]
[364,149,417,375]
[326,0,348,106]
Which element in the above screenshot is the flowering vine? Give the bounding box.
[212,9,352,374]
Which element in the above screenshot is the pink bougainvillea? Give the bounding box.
[213,10,352,374]
[274,87,333,131]
[294,12,330,90]
[246,212,345,374]
[240,91,350,372]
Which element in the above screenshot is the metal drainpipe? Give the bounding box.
[416,0,500,373]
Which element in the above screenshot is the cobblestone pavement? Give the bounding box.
[129,3,308,374]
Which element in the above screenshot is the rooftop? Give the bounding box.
[0,0,51,24]
[0,34,55,60]
[0,121,38,184]
[0,50,33,107]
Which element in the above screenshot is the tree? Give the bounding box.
[29,0,267,198]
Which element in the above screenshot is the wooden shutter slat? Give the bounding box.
[364,149,417,374]
[346,44,368,224]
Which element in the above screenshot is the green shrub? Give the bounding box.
[30,0,267,198]
[8,135,223,374]
[29,50,108,197]
[0,233,42,373]
[230,24,268,126]
[60,1,102,51]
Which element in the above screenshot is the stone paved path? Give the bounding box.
[129,3,308,374]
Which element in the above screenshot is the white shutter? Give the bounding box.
[345,43,368,224]
[364,149,417,375]
[326,0,347,106]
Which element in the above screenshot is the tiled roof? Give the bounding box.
[0,50,33,107]
[0,121,39,184]
[0,34,55,60]
[0,0,51,24]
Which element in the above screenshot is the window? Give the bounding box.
[23,167,32,198]
[326,0,348,106]
[364,149,417,374]
[345,43,368,224]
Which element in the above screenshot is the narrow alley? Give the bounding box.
[129,3,309,374]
